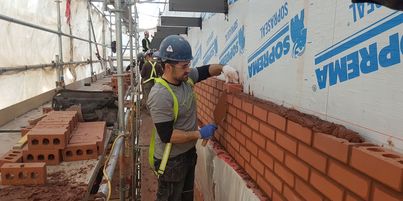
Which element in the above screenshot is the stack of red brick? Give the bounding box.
[0,111,106,186]
[111,73,131,95]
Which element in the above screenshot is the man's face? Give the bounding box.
[168,61,191,83]
[145,32,149,38]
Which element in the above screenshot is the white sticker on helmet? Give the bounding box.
[166,45,173,52]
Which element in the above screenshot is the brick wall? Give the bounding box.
[195,78,403,201]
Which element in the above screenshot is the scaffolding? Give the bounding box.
[0,0,143,200]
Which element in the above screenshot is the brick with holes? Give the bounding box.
[0,149,23,169]
[62,143,98,161]
[22,146,61,165]
[69,122,106,155]
[0,162,46,185]
[27,128,69,150]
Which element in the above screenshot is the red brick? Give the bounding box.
[227,125,236,137]
[0,149,23,168]
[345,193,364,201]
[242,100,253,114]
[1,162,46,185]
[252,131,266,149]
[237,110,247,122]
[245,139,258,156]
[227,94,233,104]
[246,116,260,131]
[274,162,295,187]
[266,140,285,162]
[239,146,251,162]
[234,152,245,167]
[276,131,298,155]
[285,154,310,181]
[245,162,257,180]
[272,190,286,201]
[313,133,351,163]
[295,178,324,201]
[240,124,252,138]
[23,148,61,166]
[260,123,276,141]
[372,183,403,201]
[284,184,304,201]
[62,143,98,161]
[70,122,106,154]
[251,155,265,175]
[265,169,283,192]
[298,143,327,173]
[257,177,273,199]
[253,105,268,121]
[328,160,371,199]
[228,105,237,117]
[27,128,68,150]
[232,117,242,131]
[233,96,242,109]
[229,135,240,152]
[258,149,274,170]
[210,78,218,89]
[235,131,246,146]
[310,170,344,201]
[217,80,224,90]
[287,120,312,145]
[224,83,243,94]
[350,146,403,192]
[267,112,286,131]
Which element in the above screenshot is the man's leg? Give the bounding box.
[156,179,185,201]
[154,154,187,201]
[181,151,197,201]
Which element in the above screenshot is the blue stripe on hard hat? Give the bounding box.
[159,35,193,61]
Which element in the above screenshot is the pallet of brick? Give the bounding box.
[22,146,61,166]
[27,127,69,150]
[61,122,106,161]
[69,122,106,154]
[0,149,23,170]
[0,162,46,185]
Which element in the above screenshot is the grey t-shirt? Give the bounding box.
[147,68,199,159]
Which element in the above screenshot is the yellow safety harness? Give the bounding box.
[143,61,157,83]
[148,77,195,177]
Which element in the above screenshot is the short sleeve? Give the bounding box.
[188,67,199,84]
[147,86,174,123]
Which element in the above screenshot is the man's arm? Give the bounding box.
[170,130,200,143]
[154,121,200,144]
[208,64,224,76]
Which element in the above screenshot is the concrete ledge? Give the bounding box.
[0,73,104,127]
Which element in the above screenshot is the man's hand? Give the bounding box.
[199,124,218,139]
[222,65,239,83]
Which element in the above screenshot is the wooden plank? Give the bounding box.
[12,134,27,149]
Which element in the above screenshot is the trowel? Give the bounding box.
[201,91,228,146]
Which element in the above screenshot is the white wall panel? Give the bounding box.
[183,0,403,152]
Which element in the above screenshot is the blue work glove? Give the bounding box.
[199,124,218,139]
